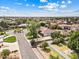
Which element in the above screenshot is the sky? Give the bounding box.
[0,0,79,17]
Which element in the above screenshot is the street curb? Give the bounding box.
[17,37,22,59]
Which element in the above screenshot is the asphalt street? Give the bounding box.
[7,30,38,59]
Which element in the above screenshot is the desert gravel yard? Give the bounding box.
[0,42,19,52]
[0,41,21,59]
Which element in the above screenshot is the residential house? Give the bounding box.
[39,27,53,36]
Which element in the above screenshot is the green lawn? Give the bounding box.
[5,34,11,36]
[3,36,16,43]
[0,32,5,35]
[52,44,78,59]
[50,49,64,59]
[52,44,69,52]
[69,52,78,59]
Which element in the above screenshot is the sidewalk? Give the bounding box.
[32,48,45,59]
[17,40,22,59]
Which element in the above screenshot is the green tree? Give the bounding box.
[40,41,50,52]
[0,26,3,32]
[51,24,62,30]
[1,49,10,59]
[0,21,9,29]
[51,32,64,44]
[68,31,79,52]
[49,55,54,59]
[40,22,46,27]
[28,23,38,38]
[41,41,48,50]
[0,26,6,35]
[27,21,40,39]
[27,21,41,47]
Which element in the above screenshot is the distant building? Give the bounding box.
[39,27,53,36]
[59,24,71,30]
[18,24,27,28]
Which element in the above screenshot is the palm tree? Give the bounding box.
[1,49,10,59]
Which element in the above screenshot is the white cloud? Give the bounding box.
[0,6,17,16]
[32,4,35,7]
[68,0,72,4]
[0,9,7,13]
[0,7,13,13]
[60,5,67,8]
[15,2,22,5]
[38,3,59,10]
[26,4,29,6]
[0,6,10,14]
[0,6,10,10]
[57,1,59,4]
[61,1,65,4]
[0,8,79,17]
[40,0,48,2]
[74,9,79,12]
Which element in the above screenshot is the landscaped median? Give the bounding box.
[25,34,65,59]
[52,44,78,59]
[3,35,16,43]
[69,52,78,59]
[50,49,64,59]
[37,46,64,59]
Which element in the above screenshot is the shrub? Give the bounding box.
[40,41,50,52]
[41,41,48,49]
[49,55,59,59]
[69,52,78,59]
[1,49,10,59]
